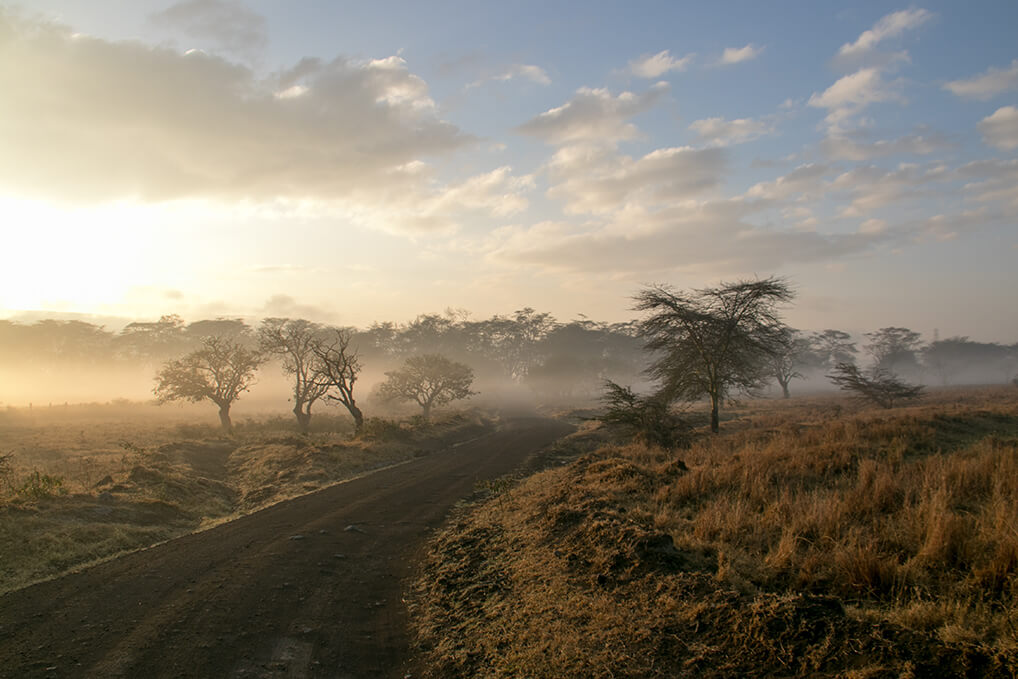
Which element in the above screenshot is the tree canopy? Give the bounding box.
[378,354,476,421]
[636,277,794,433]
[153,336,262,431]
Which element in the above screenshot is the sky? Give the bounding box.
[0,1,1016,341]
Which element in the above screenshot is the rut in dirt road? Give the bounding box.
[0,417,573,679]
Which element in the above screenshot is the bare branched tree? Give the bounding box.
[378,354,475,422]
[258,318,330,433]
[828,362,924,409]
[636,277,794,433]
[153,336,262,431]
[310,328,364,434]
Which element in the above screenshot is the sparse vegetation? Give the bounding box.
[0,404,496,594]
[379,354,476,422]
[600,380,689,450]
[636,277,794,433]
[411,388,1018,677]
[828,361,925,408]
[153,336,263,431]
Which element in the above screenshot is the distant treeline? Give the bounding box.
[1,314,1016,400]
[0,311,649,401]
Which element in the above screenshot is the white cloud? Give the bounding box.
[516,84,668,146]
[468,63,551,88]
[837,8,932,60]
[150,0,268,59]
[944,60,1018,100]
[978,106,1018,150]
[0,12,476,218]
[719,44,763,65]
[490,200,882,277]
[688,116,773,146]
[820,128,952,160]
[808,68,903,131]
[958,158,1018,208]
[629,50,693,78]
[546,146,725,214]
[746,163,832,201]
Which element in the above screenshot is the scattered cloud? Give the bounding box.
[628,50,693,78]
[0,12,477,222]
[490,200,882,277]
[468,63,551,88]
[150,0,268,60]
[978,106,1018,150]
[688,116,773,146]
[719,44,763,65]
[546,146,725,214]
[820,127,953,160]
[516,84,668,146]
[808,67,904,132]
[836,8,932,62]
[943,60,1018,100]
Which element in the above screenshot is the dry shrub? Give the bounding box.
[411,391,1018,677]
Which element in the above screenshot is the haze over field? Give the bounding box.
[1,1,1016,340]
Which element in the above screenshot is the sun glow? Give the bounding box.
[0,197,160,313]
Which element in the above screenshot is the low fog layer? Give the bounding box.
[1,313,1015,418]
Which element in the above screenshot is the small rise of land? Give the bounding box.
[410,387,1018,678]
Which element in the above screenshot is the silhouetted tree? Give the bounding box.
[771,328,817,398]
[153,337,262,431]
[864,327,923,376]
[258,318,330,433]
[636,277,794,433]
[828,362,923,409]
[379,354,476,422]
[310,328,364,434]
[810,329,858,370]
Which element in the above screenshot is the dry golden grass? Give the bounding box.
[0,403,495,594]
[410,387,1018,678]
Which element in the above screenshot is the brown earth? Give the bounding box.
[0,416,573,679]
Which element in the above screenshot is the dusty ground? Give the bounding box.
[0,416,573,679]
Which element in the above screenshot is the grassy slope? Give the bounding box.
[0,408,495,594]
[410,388,1018,678]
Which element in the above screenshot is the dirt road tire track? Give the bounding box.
[0,417,573,679]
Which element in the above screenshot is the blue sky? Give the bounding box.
[1,1,1016,341]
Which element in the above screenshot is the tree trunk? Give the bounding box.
[347,403,364,434]
[421,402,432,422]
[294,404,311,434]
[218,404,232,433]
[710,394,720,434]
[780,380,791,399]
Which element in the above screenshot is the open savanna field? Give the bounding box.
[0,402,496,595]
[411,386,1018,678]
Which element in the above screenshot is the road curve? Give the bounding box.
[0,417,573,679]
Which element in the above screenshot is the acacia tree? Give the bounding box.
[258,318,330,433]
[153,336,262,431]
[828,362,923,409]
[864,327,923,375]
[771,328,817,399]
[379,354,475,422]
[636,277,794,433]
[310,328,364,434]
[810,329,858,370]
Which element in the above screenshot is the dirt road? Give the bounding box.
[0,417,572,679]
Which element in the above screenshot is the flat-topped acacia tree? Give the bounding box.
[153,336,262,432]
[636,277,795,433]
[379,354,475,422]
